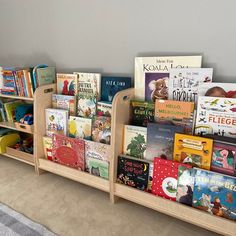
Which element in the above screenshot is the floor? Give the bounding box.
[0,156,219,236]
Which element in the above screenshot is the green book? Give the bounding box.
[87,158,109,179]
[36,67,56,87]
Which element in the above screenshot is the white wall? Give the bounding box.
[0,0,236,81]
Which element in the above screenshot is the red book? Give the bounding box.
[152,158,191,201]
[52,134,85,170]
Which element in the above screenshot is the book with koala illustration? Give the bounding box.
[134,56,202,101]
[168,68,213,104]
[192,169,236,221]
[86,158,109,179]
[57,73,78,95]
[173,133,213,170]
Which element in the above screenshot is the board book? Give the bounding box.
[57,73,77,95]
[86,158,109,179]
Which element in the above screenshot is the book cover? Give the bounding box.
[43,136,52,161]
[117,155,149,191]
[52,94,76,116]
[147,162,153,193]
[152,158,191,201]
[32,64,47,90]
[68,116,92,140]
[45,108,68,137]
[37,67,56,86]
[101,76,131,102]
[155,99,195,134]
[176,166,196,206]
[131,101,155,127]
[92,116,111,145]
[97,101,112,117]
[77,95,97,118]
[173,133,213,170]
[195,96,236,138]
[134,56,202,100]
[192,169,236,221]
[4,101,24,122]
[57,73,77,95]
[52,133,85,170]
[168,68,213,104]
[86,158,109,179]
[123,125,147,159]
[146,123,184,161]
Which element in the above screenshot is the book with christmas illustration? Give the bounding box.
[173,133,213,170]
[117,155,150,191]
[134,56,202,101]
[43,136,53,161]
[86,158,109,179]
[57,73,77,95]
[123,125,147,159]
[146,123,184,161]
[195,96,236,138]
[97,101,112,117]
[51,133,85,170]
[192,169,236,221]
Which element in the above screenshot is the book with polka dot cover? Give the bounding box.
[152,158,191,201]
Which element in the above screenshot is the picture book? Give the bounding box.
[146,123,184,161]
[123,125,147,159]
[43,136,52,161]
[57,73,77,95]
[1,68,17,95]
[147,162,153,193]
[155,99,195,134]
[86,158,109,179]
[52,94,76,116]
[101,76,131,102]
[52,133,85,170]
[131,101,155,127]
[68,116,92,140]
[176,166,196,206]
[168,68,213,104]
[198,82,236,98]
[97,101,112,117]
[4,100,24,122]
[134,56,202,101]
[173,133,213,170]
[92,116,111,145]
[32,64,47,90]
[117,155,150,191]
[45,108,68,137]
[77,95,97,118]
[36,67,56,87]
[195,96,236,138]
[192,169,236,221]
[152,158,191,201]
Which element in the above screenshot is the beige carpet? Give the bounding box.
[0,156,219,236]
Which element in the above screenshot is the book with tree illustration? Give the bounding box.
[123,125,147,159]
[97,101,112,117]
[57,73,77,95]
[173,133,213,170]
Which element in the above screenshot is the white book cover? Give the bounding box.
[195,96,236,138]
[134,56,202,101]
[52,94,76,115]
[168,68,213,104]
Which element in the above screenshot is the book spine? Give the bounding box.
[27,71,34,97]
[22,73,28,97]
[12,70,18,95]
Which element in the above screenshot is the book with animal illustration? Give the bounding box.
[52,94,76,116]
[123,125,147,159]
[152,158,191,201]
[43,136,53,161]
[68,116,92,140]
[173,133,213,170]
[51,133,85,170]
[86,158,109,179]
[117,155,150,191]
[57,73,77,95]
[101,76,131,102]
[131,101,155,127]
[134,56,202,101]
[168,68,213,104]
[45,108,68,137]
[77,95,97,118]
[146,123,184,161]
[176,166,196,206]
[92,116,111,145]
[97,101,112,117]
[195,96,236,138]
[192,169,236,221]
[155,99,195,134]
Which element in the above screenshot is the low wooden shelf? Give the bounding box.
[0,93,34,101]
[0,121,34,134]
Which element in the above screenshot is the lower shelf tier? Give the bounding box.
[2,152,34,166]
[0,121,34,134]
[114,183,236,236]
[38,158,110,192]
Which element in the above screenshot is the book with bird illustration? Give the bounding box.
[97,101,112,117]
[57,73,77,95]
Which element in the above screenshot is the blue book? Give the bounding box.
[101,76,131,102]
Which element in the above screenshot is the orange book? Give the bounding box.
[23,69,33,98]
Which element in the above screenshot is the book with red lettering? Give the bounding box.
[152,158,191,201]
[51,134,85,170]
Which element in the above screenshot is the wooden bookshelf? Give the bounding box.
[0,93,34,101]
[0,121,34,134]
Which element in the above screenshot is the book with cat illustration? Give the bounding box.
[117,155,150,191]
[51,133,85,170]
[192,169,236,221]
[97,101,112,117]
[57,73,78,95]
[86,158,109,179]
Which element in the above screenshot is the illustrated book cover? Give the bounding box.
[36,67,56,87]
[97,101,112,117]
[192,169,236,221]
[43,136,52,161]
[134,56,202,101]
[146,123,184,161]
[57,73,77,95]
[195,96,236,138]
[117,155,150,191]
[4,100,24,122]
[123,125,147,159]
[86,158,109,179]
